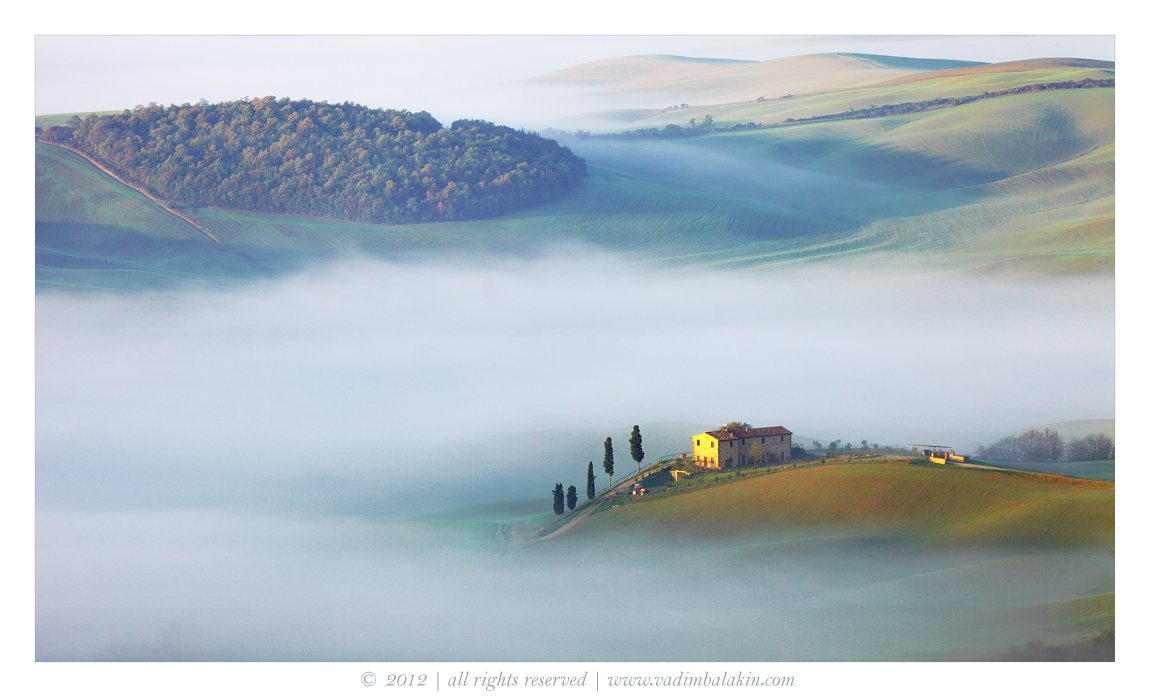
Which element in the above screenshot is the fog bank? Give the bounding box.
[36,509,1114,661]
[36,250,1113,514]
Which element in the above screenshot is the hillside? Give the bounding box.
[572,460,1113,548]
[38,97,586,226]
[593,57,1113,131]
[35,54,1114,289]
[874,57,1115,87]
[35,142,262,289]
[566,84,1113,274]
[36,141,849,288]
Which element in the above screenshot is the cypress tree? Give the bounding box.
[630,425,645,478]
[587,461,596,500]
[553,483,564,515]
[566,485,578,511]
[603,437,615,487]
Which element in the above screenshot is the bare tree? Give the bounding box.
[1066,433,1114,461]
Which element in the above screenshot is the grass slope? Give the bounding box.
[35,142,260,289]
[576,460,1113,548]
[37,138,850,289]
[678,89,1112,271]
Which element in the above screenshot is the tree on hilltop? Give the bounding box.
[630,425,645,479]
[566,485,578,511]
[603,437,615,487]
[720,421,751,432]
[586,461,596,500]
[553,483,564,515]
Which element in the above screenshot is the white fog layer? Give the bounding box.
[35,252,1114,660]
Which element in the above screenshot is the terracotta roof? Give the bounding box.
[705,426,791,441]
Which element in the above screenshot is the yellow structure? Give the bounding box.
[692,426,792,469]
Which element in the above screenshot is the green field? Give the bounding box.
[572,460,1113,548]
[587,88,1113,272]
[35,142,262,289]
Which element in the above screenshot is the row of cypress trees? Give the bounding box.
[552,425,645,515]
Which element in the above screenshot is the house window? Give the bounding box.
[696,439,700,446]
[761,438,764,443]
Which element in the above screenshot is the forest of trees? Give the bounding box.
[38,96,586,225]
[976,428,1114,463]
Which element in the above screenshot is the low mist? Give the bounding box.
[36,509,1114,661]
[37,249,1113,514]
[35,180,1114,666]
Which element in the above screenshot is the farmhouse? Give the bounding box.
[692,426,792,469]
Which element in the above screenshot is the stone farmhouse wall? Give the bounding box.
[691,427,792,469]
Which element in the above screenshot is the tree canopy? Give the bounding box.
[630,425,644,468]
[40,97,586,225]
[977,429,1114,463]
[719,421,751,432]
[603,437,615,484]
[552,483,565,515]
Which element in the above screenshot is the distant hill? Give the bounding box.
[875,57,1115,87]
[1033,419,1114,440]
[527,54,756,88]
[524,52,987,107]
[834,53,986,72]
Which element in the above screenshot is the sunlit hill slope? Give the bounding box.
[574,460,1113,549]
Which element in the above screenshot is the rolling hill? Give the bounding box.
[523,52,985,108]
[571,459,1113,548]
[526,458,1114,658]
[35,142,262,289]
[578,56,1113,129]
[35,53,1115,289]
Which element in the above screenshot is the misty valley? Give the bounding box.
[36,507,1113,661]
[34,256,1114,661]
[34,40,1115,664]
